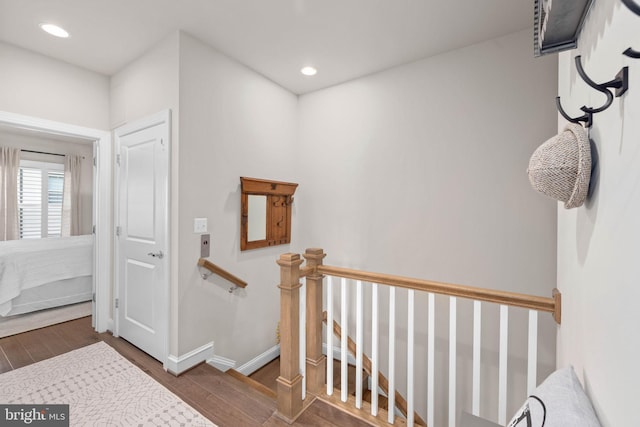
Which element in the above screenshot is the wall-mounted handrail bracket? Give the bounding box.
[556,96,593,127]
[197,258,248,293]
[623,47,640,58]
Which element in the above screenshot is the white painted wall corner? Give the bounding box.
[167,341,214,375]
[236,344,280,376]
[207,354,237,372]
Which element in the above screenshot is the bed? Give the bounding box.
[0,235,93,317]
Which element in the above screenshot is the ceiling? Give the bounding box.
[0,0,532,95]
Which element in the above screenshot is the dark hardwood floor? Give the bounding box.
[0,317,369,427]
[249,357,363,400]
[248,356,280,394]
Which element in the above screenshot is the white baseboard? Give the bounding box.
[167,342,214,375]
[236,344,280,376]
[204,343,352,376]
[106,318,114,333]
[207,354,236,372]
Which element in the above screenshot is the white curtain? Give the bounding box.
[62,154,82,236]
[0,147,20,240]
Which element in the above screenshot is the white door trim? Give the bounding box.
[0,110,112,333]
[114,109,171,368]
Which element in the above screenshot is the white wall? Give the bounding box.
[556,1,640,426]
[176,33,298,359]
[297,28,558,424]
[109,33,179,130]
[0,42,111,335]
[108,31,299,364]
[109,32,180,353]
[0,41,109,130]
[0,131,93,235]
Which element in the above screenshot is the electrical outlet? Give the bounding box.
[201,234,210,258]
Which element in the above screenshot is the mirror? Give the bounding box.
[240,177,298,251]
[247,195,267,242]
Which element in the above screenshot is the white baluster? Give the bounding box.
[341,277,348,403]
[527,310,538,395]
[449,297,457,427]
[300,282,306,401]
[472,300,481,416]
[371,283,379,416]
[498,305,509,425]
[407,289,415,426]
[427,292,435,427]
[355,280,364,409]
[388,286,396,424]
[326,276,333,395]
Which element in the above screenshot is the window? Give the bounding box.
[17,160,64,239]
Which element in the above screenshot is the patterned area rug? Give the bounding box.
[0,341,216,426]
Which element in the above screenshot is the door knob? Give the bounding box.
[148,251,164,259]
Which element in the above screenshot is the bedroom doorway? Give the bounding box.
[114,110,170,364]
[0,111,112,334]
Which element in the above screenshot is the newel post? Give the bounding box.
[276,253,304,422]
[303,248,326,395]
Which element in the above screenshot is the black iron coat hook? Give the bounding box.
[624,48,640,58]
[556,97,593,127]
[556,56,629,127]
[574,55,628,113]
[622,0,640,57]
[622,0,640,16]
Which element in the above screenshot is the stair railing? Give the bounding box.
[276,248,561,426]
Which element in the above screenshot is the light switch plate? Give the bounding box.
[194,218,208,233]
[201,234,210,258]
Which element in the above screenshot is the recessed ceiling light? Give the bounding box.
[300,66,317,76]
[40,23,70,38]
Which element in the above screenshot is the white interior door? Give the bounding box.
[115,111,170,363]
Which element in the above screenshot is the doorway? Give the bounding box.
[0,110,112,333]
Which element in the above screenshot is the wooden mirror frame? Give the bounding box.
[240,177,298,251]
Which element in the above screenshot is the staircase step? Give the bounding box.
[324,314,427,426]
[227,368,278,399]
[362,389,389,410]
[183,364,276,425]
[318,388,408,426]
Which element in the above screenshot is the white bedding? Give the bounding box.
[0,235,93,316]
[5,276,92,316]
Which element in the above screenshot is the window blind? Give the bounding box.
[17,161,64,239]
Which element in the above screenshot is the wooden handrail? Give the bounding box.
[197,258,247,289]
[276,248,561,425]
[299,265,314,278]
[317,265,560,324]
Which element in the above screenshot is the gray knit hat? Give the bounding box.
[527,123,591,209]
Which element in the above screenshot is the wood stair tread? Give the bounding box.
[318,388,408,427]
[227,368,278,398]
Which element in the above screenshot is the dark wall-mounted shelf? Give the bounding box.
[534,0,594,57]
